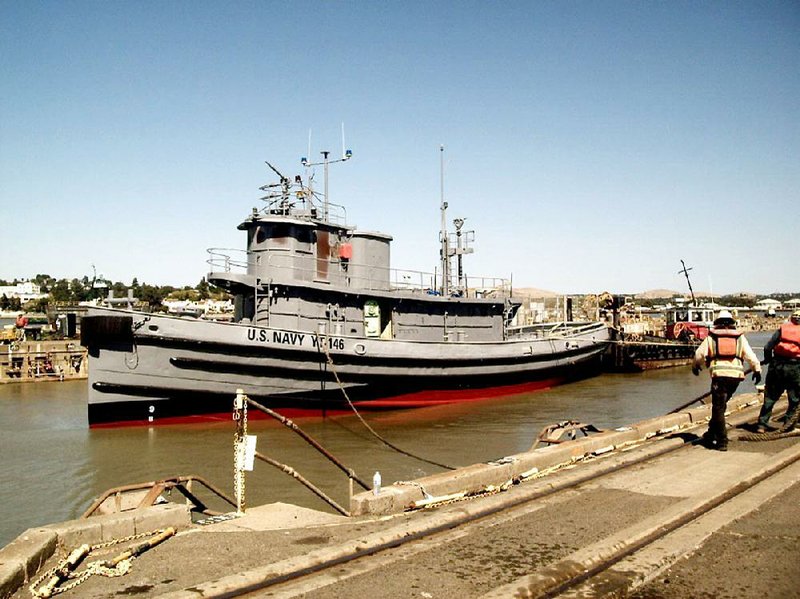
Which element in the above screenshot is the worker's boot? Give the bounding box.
[701,429,715,448]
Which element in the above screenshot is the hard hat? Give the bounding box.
[792,309,800,322]
[714,309,736,326]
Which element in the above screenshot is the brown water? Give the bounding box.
[0,333,769,548]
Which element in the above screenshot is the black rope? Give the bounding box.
[320,338,456,471]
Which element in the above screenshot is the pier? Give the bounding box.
[2,392,798,598]
[0,340,87,384]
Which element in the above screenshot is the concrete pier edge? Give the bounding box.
[158,395,766,599]
[349,393,761,516]
[0,392,768,599]
[0,504,190,599]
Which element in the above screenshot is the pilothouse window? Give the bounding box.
[252,224,315,245]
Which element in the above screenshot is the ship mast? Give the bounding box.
[678,259,697,306]
[301,130,352,221]
[439,145,450,295]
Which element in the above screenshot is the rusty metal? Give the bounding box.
[531,420,604,450]
[246,397,370,490]
[255,451,350,516]
[81,475,236,518]
[101,527,176,568]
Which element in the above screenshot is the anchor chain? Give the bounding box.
[29,528,175,598]
[233,389,248,513]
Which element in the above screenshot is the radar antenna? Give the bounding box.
[264,161,288,184]
[258,161,292,212]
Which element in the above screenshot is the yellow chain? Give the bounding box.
[241,398,247,511]
[233,390,248,513]
[29,529,168,598]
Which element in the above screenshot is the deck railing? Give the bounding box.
[507,321,608,339]
[207,248,511,299]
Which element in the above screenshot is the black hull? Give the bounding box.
[88,356,604,426]
[604,336,698,372]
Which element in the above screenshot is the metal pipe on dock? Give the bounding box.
[245,397,370,490]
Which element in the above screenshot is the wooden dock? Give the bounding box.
[0,339,87,384]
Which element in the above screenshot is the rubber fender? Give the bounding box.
[80,315,134,347]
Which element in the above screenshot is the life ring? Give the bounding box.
[674,322,699,341]
[672,321,689,338]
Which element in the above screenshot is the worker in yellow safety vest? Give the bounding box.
[692,310,761,451]
[756,309,800,433]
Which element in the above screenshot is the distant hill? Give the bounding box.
[513,287,559,298]
[511,287,731,300]
[635,289,724,299]
[634,289,681,299]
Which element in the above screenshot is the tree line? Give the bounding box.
[634,292,799,309]
[0,274,227,313]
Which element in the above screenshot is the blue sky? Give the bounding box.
[1,1,798,295]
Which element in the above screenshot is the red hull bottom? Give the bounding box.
[90,376,566,428]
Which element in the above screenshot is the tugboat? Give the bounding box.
[81,149,611,426]
[608,261,712,371]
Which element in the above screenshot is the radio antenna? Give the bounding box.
[439,145,450,296]
[300,130,353,221]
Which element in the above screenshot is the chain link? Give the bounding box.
[233,390,248,513]
[241,398,247,511]
[29,529,169,598]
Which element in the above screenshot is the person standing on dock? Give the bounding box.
[692,310,761,451]
[756,309,800,433]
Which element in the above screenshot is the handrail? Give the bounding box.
[207,248,250,272]
[246,397,370,490]
[82,475,237,518]
[261,196,349,227]
[255,451,350,516]
[507,321,608,339]
[207,247,512,298]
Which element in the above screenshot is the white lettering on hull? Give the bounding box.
[246,328,344,350]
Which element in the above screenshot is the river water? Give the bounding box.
[0,332,770,548]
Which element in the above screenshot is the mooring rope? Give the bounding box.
[739,409,799,442]
[319,336,456,471]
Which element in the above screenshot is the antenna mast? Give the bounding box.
[300,128,352,221]
[678,260,697,305]
[439,145,450,296]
